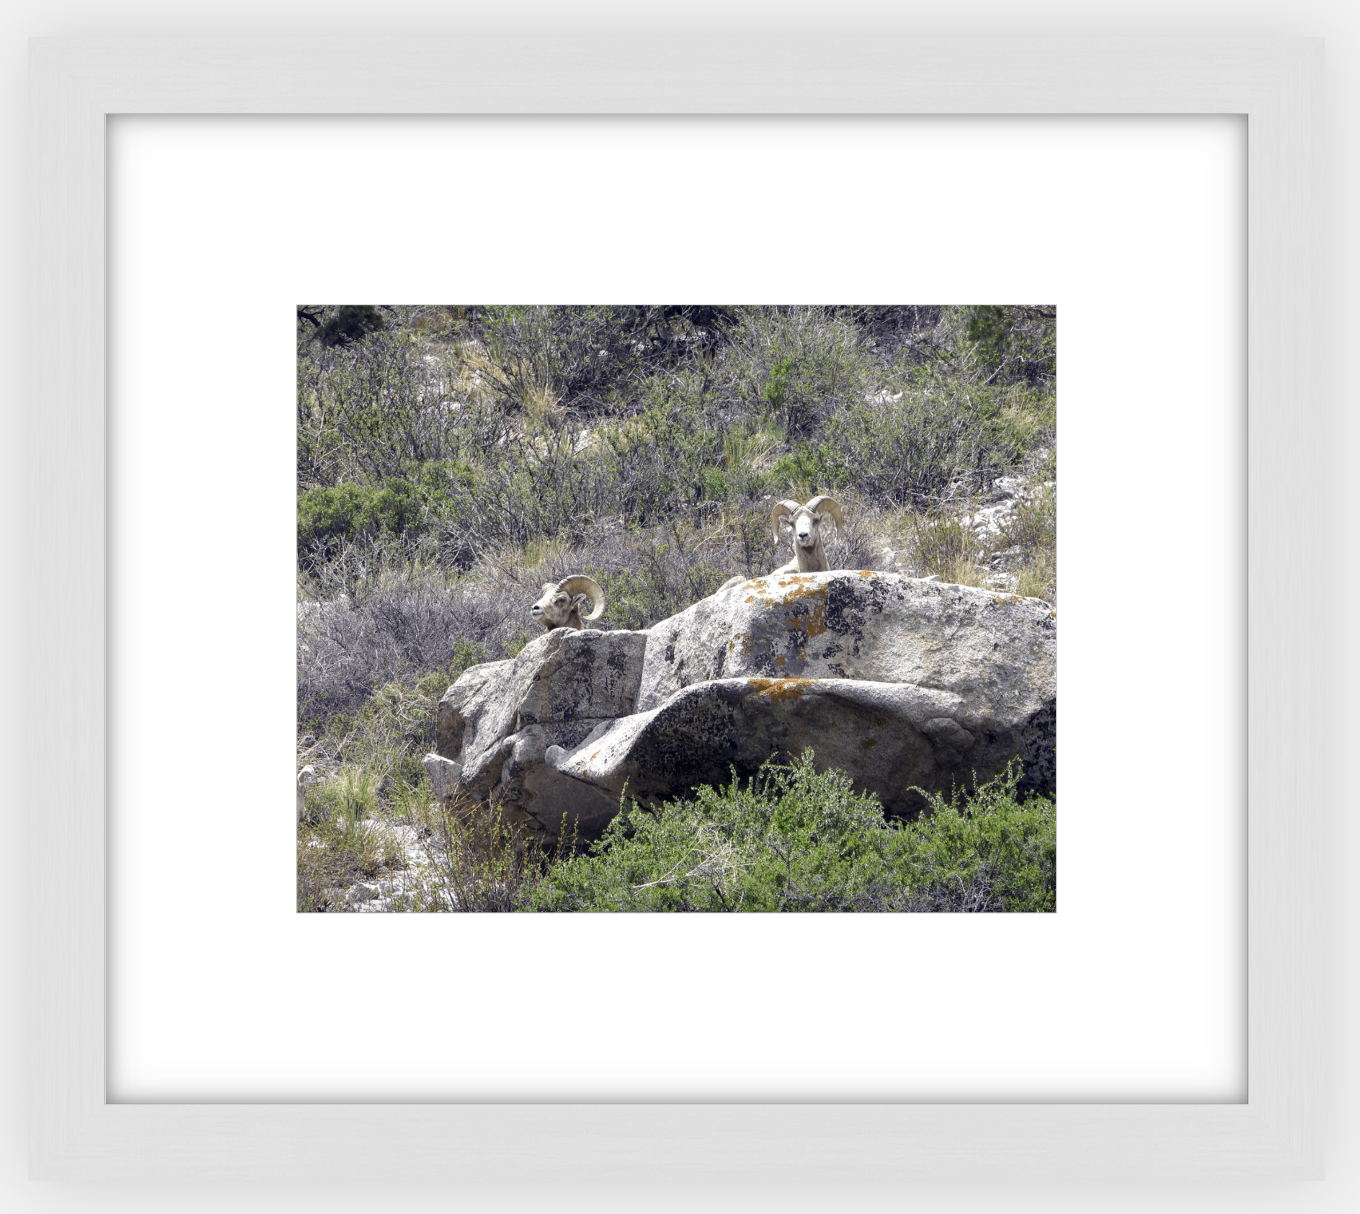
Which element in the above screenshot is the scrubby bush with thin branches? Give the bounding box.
[526,753,1055,913]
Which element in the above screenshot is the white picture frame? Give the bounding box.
[27,34,1322,1183]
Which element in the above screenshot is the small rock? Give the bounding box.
[423,753,462,800]
[345,883,379,904]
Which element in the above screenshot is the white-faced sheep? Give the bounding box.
[296,765,317,822]
[530,575,606,631]
[771,495,846,574]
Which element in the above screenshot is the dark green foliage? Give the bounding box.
[299,304,388,348]
[297,480,422,565]
[526,753,1055,913]
[906,761,1057,912]
[963,304,1056,386]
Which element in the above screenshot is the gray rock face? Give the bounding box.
[435,627,650,834]
[422,753,461,801]
[435,572,1055,835]
[638,571,1055,719]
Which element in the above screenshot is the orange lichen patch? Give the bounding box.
[590,752,599,760]
[773,576,827,605]
[746,678,814,703]
[775,655,786,667]
[860,737,879,750]
[1050,611,1057,619]
[858,570,876,578]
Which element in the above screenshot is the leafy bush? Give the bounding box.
[298,480,423,566]
[722,309,878,440]
[962,304,1056,386]
[526,752,1055,913]
[905,760,1057,912]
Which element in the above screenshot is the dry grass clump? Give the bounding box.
[905,511,990,587]
[863,482,1055,603]
[296,767,410,911]
[401,785,567,912]
[998,485,1057,605]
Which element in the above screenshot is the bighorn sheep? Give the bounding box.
[771,495,846,574]
[711,495,848,594]
[531,575,606,631]
[296,765,317,822]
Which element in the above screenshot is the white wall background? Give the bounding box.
[2,1,1354,1211]
[106,113,1244,1106]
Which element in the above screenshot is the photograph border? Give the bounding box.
[27,34,1323,1183]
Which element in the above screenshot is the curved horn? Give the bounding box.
[557,575,605,621]
[771,499,801,543]
[804,495,845,529]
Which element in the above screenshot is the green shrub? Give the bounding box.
[526,752,1055,912]
[961,304,1056,386]
[298,480,422,565]
[723,309,876,440]
[769,441,837,500]
[907,761,1057,912]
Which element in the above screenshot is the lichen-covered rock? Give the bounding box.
[432,572,1055,837]
[638,571,1055,720]
[422,753,461,800]
[435,627,650,833]
[545,675,1053,818]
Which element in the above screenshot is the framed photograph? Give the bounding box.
[28,34,1321,1184]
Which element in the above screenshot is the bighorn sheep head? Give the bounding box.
[530,575,606,631]
[771,495,846,574]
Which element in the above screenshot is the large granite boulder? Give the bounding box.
[639,571,1055,718]
[546,676,1054,819]
[432,625,650,835]
[433,572,1055,836]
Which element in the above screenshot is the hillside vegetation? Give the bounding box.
[296,304,1057,912]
